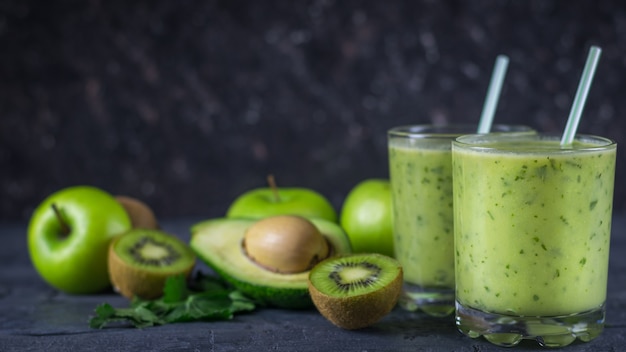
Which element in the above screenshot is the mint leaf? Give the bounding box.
[88,303,116,329]
[89,274,257,329]
[162,274,189,303]
[89,303,163,328]
[229,291,257,311]
[161,287,256,323]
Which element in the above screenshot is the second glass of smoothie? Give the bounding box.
[452,133,616,347]
[387,124,533,317]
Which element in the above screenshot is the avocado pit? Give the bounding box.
[242,215,330,274]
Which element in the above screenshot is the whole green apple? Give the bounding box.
[28,185,132,294]
[340,179,394,257]
[226,176,337,222]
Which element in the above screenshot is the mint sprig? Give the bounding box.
[89,274,256,329]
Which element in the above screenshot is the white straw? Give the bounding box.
[477,55,510,133]
[560,46,602,146]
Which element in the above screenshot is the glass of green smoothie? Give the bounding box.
[387,124,533,317]
[452,133,616,347]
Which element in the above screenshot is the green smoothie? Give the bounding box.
[389,142,455,289]
[388,125,533,315]
[452,135,616,317]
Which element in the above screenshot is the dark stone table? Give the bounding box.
[3,215,626,351]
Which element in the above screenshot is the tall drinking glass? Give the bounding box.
[387,124,533,317]
[452,133,616,347]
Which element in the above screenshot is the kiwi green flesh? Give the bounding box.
[190,217,352,308]
[114,229,195,273]
[309,253,402,298]
[308,253,403,329]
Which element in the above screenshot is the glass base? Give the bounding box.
[398,282,455,317]
[455,301,605,347]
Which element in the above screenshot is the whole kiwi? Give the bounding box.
[115,195,159,230]
[108,228,196,300]
[308,253,403,330]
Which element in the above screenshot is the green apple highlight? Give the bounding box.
[28,185,132,294]
[340,179,393,257]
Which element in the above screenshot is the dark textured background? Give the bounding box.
[1,0,625,221]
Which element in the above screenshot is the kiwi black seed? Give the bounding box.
[108,229,196,300]
[308,253,402,330]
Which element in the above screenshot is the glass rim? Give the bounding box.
[453,133,616,153]
[388,124,533,139]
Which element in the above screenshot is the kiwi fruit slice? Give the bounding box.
[108,228,195,299]
[115,195,159,229]
[308,253,402,329]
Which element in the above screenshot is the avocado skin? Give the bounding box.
[212,264,313,309]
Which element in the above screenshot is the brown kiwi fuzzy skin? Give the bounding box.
[107,234,194,300]
[115,195,159,230]
[308,259,403,330]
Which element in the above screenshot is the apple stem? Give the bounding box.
[51,203,71,237]
[267,174,281,202]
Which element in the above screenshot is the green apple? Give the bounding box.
[28,185,132,294]
[340,179,394,257]
[226,176,337,222]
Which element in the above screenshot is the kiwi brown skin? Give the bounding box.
[115,195,159,230]
[108,230,195,300]
[307,253,403,330]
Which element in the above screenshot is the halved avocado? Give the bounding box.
[190,217,351,309]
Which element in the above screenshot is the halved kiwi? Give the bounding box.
[308,253,402,329]
[108,229,196,299]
